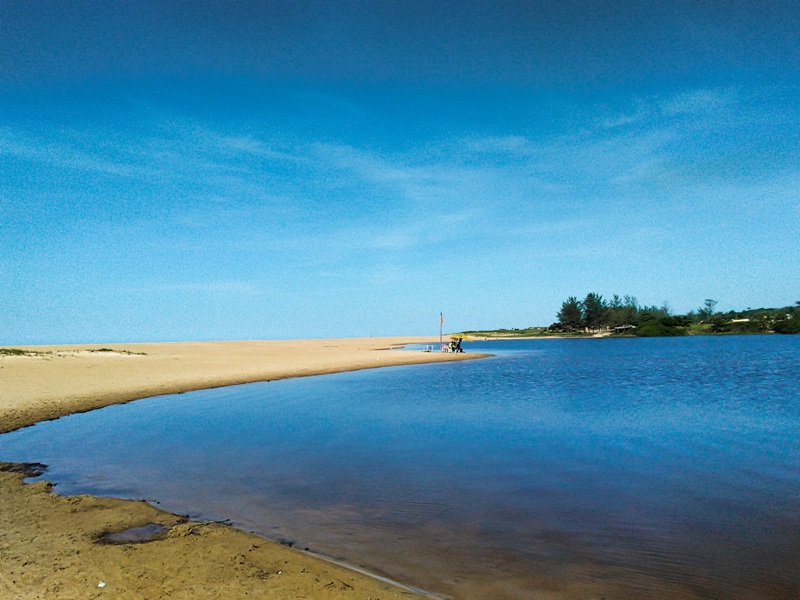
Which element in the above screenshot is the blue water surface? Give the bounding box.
[2,335,799,599]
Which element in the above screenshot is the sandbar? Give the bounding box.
[0,337,483,599]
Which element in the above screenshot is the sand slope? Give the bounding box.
[0,338,475,434]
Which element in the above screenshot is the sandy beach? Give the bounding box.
[0,337,482,599]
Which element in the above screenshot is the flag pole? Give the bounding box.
[439,312,443,350]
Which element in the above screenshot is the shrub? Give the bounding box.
[0,348,28,356]
[773,320,800,334]
[632,319,685,337]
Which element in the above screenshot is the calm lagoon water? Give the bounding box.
[2,335,799,599]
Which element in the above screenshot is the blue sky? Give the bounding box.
[2,1,799,343]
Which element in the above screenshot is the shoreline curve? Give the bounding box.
[0,337,487,599]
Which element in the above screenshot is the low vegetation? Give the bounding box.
[552,294,800,337]
[0,348,47,357]
[462,296,800,339]
[0,348,146,357]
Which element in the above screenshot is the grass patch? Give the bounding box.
[0,347,146,357]
[0,348,28,356]
[0,348,49,357]
[88,348,146,356]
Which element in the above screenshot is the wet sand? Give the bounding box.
[0,337,482,599]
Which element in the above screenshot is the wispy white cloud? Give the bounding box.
[659,87,737,117]
[195,131,302,163]
[595,87,739,131]
[2,116,310,186]
[309,142,491,221]
[6,125,201,180]
[461,135,533,154]
[2,127,161,178]
[599,108,650,130]
[0,129,41,158]
[7,83,795,276]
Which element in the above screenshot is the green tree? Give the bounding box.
[582,293,607,330]
[557,296,583,331]
[623,295,639,311]
[699,298,718,321]
[604,294,640,329]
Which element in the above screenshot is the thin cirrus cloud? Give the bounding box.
[4,84,796,268]
[3,84,791,244]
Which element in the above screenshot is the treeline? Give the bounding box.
[552,294,800,336]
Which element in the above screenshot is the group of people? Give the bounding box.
[445,336,464,353]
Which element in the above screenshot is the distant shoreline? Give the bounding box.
[456,329,790,340]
